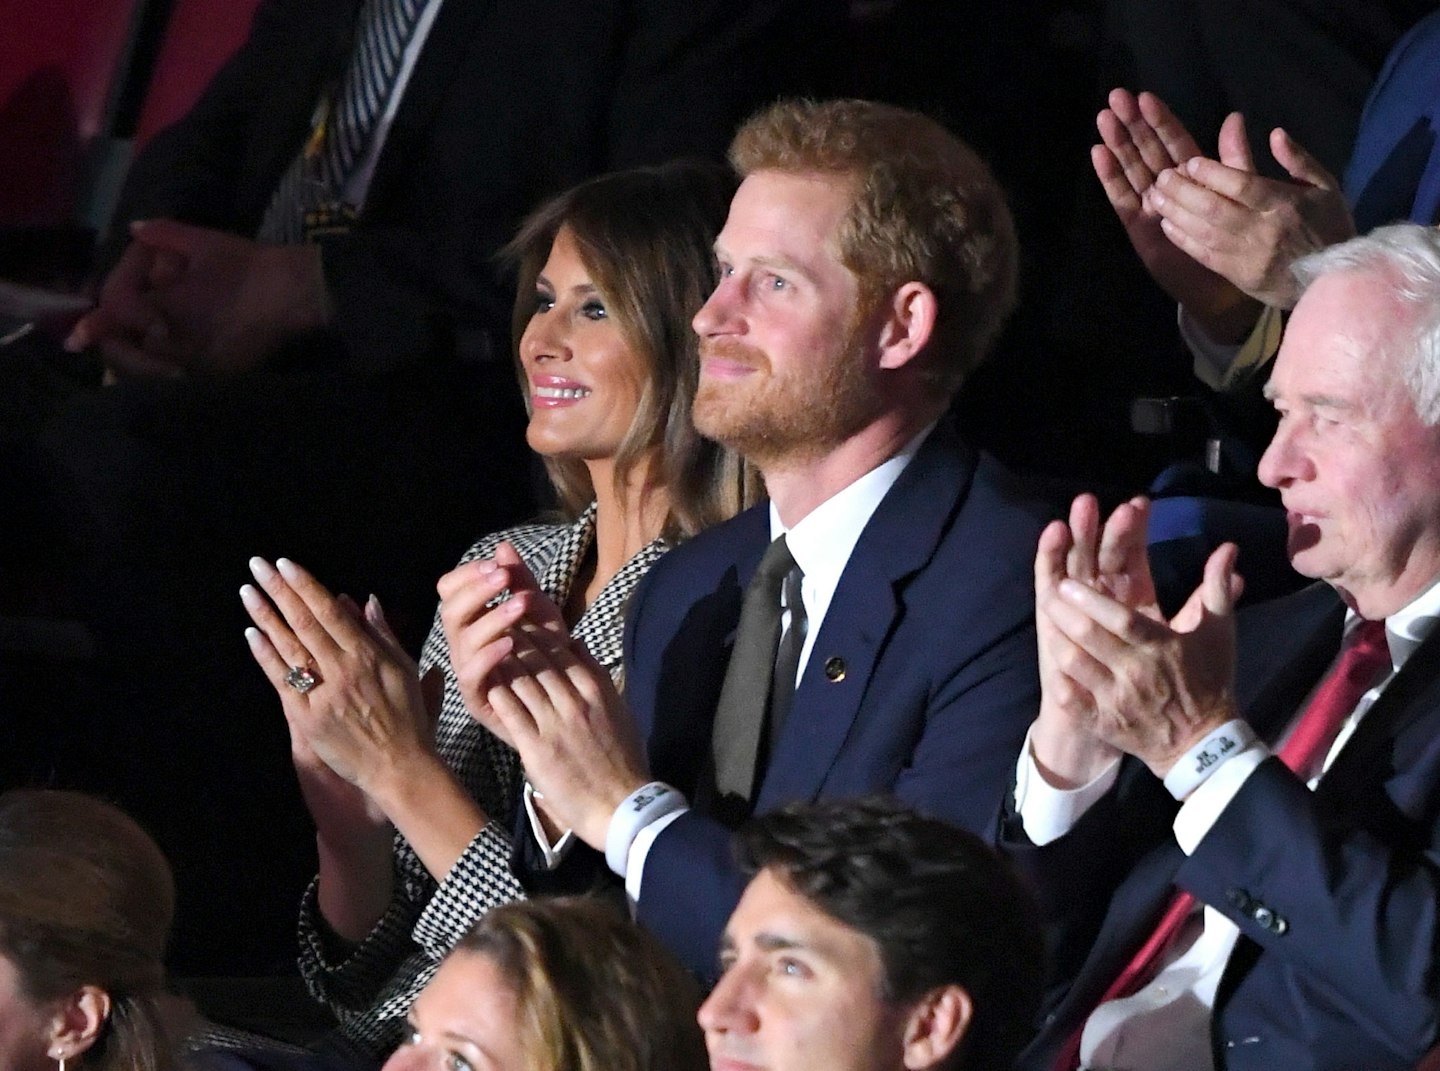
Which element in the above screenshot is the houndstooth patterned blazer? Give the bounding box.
[296,503,668,1063]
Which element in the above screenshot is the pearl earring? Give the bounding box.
[51,1050,66,1071]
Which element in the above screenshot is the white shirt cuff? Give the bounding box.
[604,782,687,877]
[1173,742,1271,853]
[1013,728,1121,847]
[523,780,574,870]
[1162,719,1258,799]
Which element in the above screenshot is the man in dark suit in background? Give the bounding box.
[1008,222,1440,1070]
[439,97,1047,975]
[1090,9,1440,458]
[8,0,844,973]
[71,0,845,378]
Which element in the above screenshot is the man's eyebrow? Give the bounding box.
[755,932,805,952]
[727,920,852,964]
[711,245,819,284]
[751,254,819,283]
[1262,383,1355,410]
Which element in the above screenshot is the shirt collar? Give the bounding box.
[765,422,936,675]
[1345,575,1440,669]
[768,421,936,586]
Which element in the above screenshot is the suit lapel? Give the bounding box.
[1051,839,1189,1034]
[1235,584,1347,745]
[1321,623,1440,789]
[756,424,976,807]
[729,512,773,608]
[1237,583,1440,779]
[1215,597,1440,1023]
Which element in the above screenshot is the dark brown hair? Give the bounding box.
[739,797,1043,1071]
[504,159,760,540]
[0,790,176,1071]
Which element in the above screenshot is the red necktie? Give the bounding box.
[1054,618,1391,1071]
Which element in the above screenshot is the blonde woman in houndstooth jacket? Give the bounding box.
[239,159,755,1066]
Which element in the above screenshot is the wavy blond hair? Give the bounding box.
[455,897,706,1071]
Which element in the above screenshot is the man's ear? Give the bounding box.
[47,986,112,1063]
[875,281,938,371]
[901,985,972,1071]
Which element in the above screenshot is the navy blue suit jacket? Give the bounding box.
[620,422,1047,975]
[1007,582,1440,1071]
[1345,9,1440,231]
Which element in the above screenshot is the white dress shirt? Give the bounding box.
[1015,579,1440,1071]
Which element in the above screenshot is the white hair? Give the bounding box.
[1292,222,1440,425]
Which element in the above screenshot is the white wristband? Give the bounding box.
[1163,719,1258,800]
[605,782,687,876]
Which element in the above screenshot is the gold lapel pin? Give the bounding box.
[824,656,846,682]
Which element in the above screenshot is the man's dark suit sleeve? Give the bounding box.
[1179,755,1440,1061]
[1005,588,1440,1071]
[105,0,346,249]
[621,550,744,978]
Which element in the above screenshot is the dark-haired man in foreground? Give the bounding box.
[703,797,1042,1071]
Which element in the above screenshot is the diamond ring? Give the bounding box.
[285,665,321,694]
